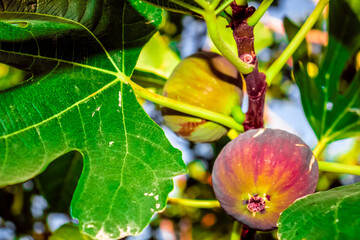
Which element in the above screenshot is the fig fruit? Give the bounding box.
[212,128,318,231]
[162,52,243,142]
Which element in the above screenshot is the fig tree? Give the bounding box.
[162,52,243,142]
[212,128,319,231]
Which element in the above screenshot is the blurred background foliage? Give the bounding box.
[1,0,359,239]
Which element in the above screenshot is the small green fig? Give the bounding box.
[212,128,319,231]
[162,52,243,142]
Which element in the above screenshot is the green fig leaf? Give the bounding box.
[143,0,231,16]
[278,182,360,240]
[0,1,187,239]
[285,0,360,145]
[143,0,203,15]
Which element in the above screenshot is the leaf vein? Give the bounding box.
[0,49,118,77]
[0,138,8,176]
[1,11,121,73]
[0,77,120,140]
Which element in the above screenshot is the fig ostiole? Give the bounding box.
[161,51,243,143]
[212,128,319,231]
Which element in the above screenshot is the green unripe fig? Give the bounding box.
[212,128,319,231]
[162,52,243,142]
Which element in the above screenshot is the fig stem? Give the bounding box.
[265,0,329,85]
[230,221,242,240]
[241,225,256,240]
[129,81,245,132]
[227,129,240,140]
[167,198,221,208]
[247,0,274,26]
[318,162,360,176]
[231,105,246,124]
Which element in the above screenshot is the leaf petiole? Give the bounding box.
[247,0,274,26]
[214,0,234,15]
[204,9,254,75]
[170,0,205,15]
[167,197,220,208]
[210,0,222,10]
[312,137,329,158]
[131,69,166,88]
[266,0,329,85]
[193,0,210,10]
[313,139,360,176]
[318,162,360,176]
[129,80,245,132]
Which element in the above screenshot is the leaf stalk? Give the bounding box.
[194,0,211,10]
[167,197,220,208]
[129,81,244,132]
[312,137,329,158]
[210,0,222,10]
[215,0,236,15]
[170,0,205,15]
[265,0,329,85]
[318,162,360,176]
[204,9,254,75]
[247,0,274,26]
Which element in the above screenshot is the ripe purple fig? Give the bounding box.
[162,52,243,142]
[212,128,318,231]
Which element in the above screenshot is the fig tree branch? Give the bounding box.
[230,2,267,130]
